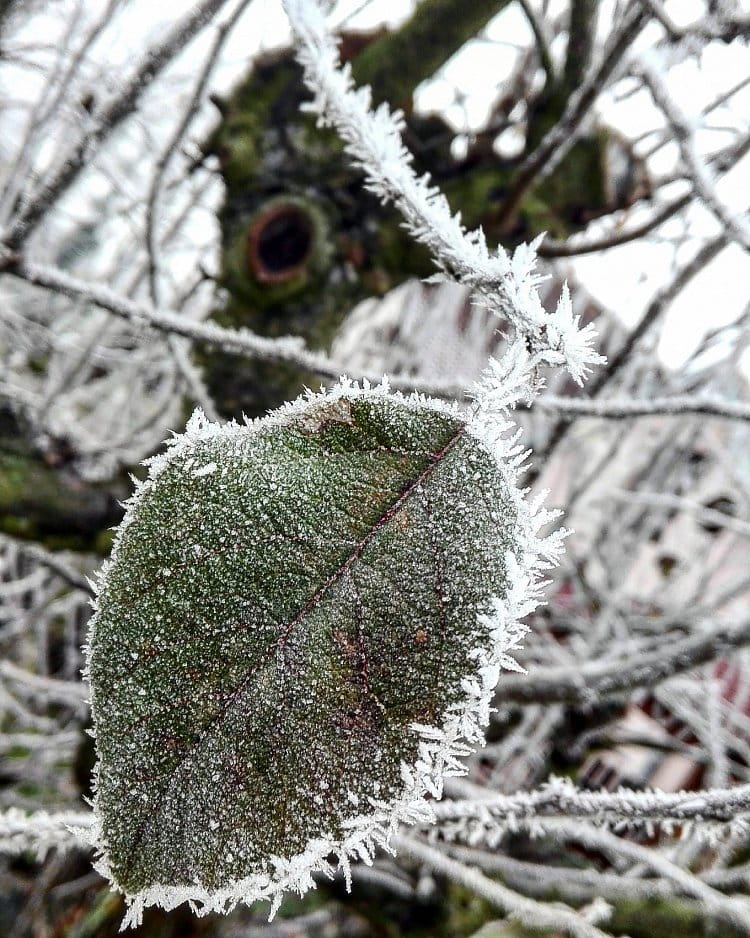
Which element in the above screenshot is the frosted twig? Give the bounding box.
[527,393,750,422]
[609,490,750,538]
[0,661,88,710]
[443,844,681,903]
[538,191,692,257]
[3,0,231,249]
[432,775,750,826]
[496,3,647,225]
[541,820,750,933]
[637,57,750,251]
[145,0,253,306]
[0,254,480,399]
[497,618,750,705]
[0,808,93,858]
[283,0,604,388]
[0,532,95,596]
[394,834,612,938]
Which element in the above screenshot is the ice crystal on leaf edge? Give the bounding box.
[82,378,566,929]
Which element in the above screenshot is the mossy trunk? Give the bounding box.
[199,1,618,421]
[0,405,126,552]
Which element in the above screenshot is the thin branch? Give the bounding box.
[498,617,750,705]
[0,661,89,708]
[0,532,95,596]
[518,0,555,84]
[0,808,92,858]
[610,489,750,539]
[433,775,750,826]
[540,820,750,933]
[145,0,252,305]
[0,255,344,378]
[283,0,604,386]
[393,834,612,938]
[495,2,648,228]
[0,253,474,398]
[526,393,750,422]
[538,192,691,257]
[3,0,231,249]
[637,58,750,252]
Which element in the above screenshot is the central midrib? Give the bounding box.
[277,423,466,648]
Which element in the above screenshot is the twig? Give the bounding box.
[0,532,95,596]
[0,253,471,397]
[540,820,750,933]
[609,490,750,538]
[393,834,612,938]
[0,661,88,708]
[433,775,750,826]
[496,3,648,228]
[3,0,230,249]
[145,0,252,305]
[526,393,750,422]
[283,0,604,386]
[0,808,93,858]
[497,618,750,705]
[637,58,750,252]
[518,0,555,84]
[538,193,691,257]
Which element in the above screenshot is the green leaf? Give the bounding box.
[86,385,529,924]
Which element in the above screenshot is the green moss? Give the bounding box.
[607,897,747,938]
[352,0,512,109]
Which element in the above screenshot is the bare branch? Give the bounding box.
[393,834,612,938]
[0,532,95,596]
[610,490,750,538]
[498,618,750,705]
[496,3,648,228]
[637,58,750,252]
[526,393,750,422]
[3,0,231,249]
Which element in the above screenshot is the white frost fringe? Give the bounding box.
[83,378,566,928]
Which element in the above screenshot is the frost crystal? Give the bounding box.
[85,382,558,925]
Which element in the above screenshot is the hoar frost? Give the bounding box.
[84,381,563,926]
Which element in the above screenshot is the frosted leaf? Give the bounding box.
[86,384,526,922]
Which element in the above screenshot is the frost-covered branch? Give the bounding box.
[0,254,474,399]
[610,490,750,538]
[0,808,93,859]
[539,820,750,933]
[526,393,750,422]
[0,661,88,711]
[145,0,252,306]
[3,0,231,249]
[432,776,750,827]
[498,618,750,705]
[283,0,605,390]
[637,57,750,252]
[0,532,95,596]
[393,834,612,938]
[496,3,648,226]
